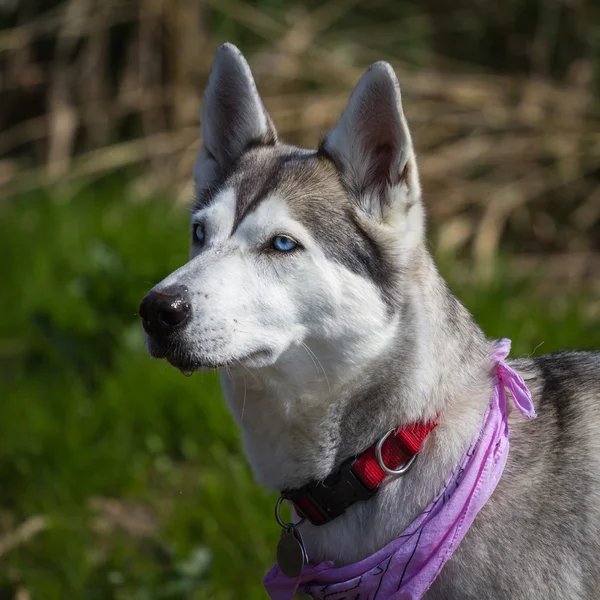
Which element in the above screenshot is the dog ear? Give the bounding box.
[321,62,421,219]
[195,43,277,191]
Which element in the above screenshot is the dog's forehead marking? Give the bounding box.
[195,145,346,232]
[229,147,330,233]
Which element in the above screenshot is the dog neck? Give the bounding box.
[220,253,494,565]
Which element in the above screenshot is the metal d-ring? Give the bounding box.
[375,430,418,477]
[275,495,305,530]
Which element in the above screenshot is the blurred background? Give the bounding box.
[0,0,599,598]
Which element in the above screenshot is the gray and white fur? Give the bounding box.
[140,43,600,598]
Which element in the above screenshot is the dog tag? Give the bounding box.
[276,525,307,578]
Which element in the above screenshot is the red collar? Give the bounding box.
[282,421,437,526]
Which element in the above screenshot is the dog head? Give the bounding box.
[140,44,427,380]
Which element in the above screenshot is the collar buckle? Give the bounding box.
[284,457,376,527]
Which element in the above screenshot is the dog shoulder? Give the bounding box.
[511,350,600,420]
[507,350,600,488]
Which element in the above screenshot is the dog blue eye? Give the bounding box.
[272,236,297,252]
[194,224,205,244]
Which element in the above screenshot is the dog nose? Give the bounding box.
[139,285,191,335]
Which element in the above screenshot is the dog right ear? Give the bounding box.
[321,62,421,221]
[194,43,277,193]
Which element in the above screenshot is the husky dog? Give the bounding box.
[139,44,600,598]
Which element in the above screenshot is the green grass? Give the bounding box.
[0,178,598,599]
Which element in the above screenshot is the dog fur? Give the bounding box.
[141,43,600,598]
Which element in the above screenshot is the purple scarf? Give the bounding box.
[264,338,536,600]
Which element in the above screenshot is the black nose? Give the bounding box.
[139,285,191,336]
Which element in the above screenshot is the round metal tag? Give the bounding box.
[276,528,307,578]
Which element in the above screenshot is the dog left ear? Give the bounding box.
[321,62,421,219]
[194,43,277,199]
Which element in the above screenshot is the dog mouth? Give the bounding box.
[166,355,226,376]
[143,330,275,375]
[164,348,273,376]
